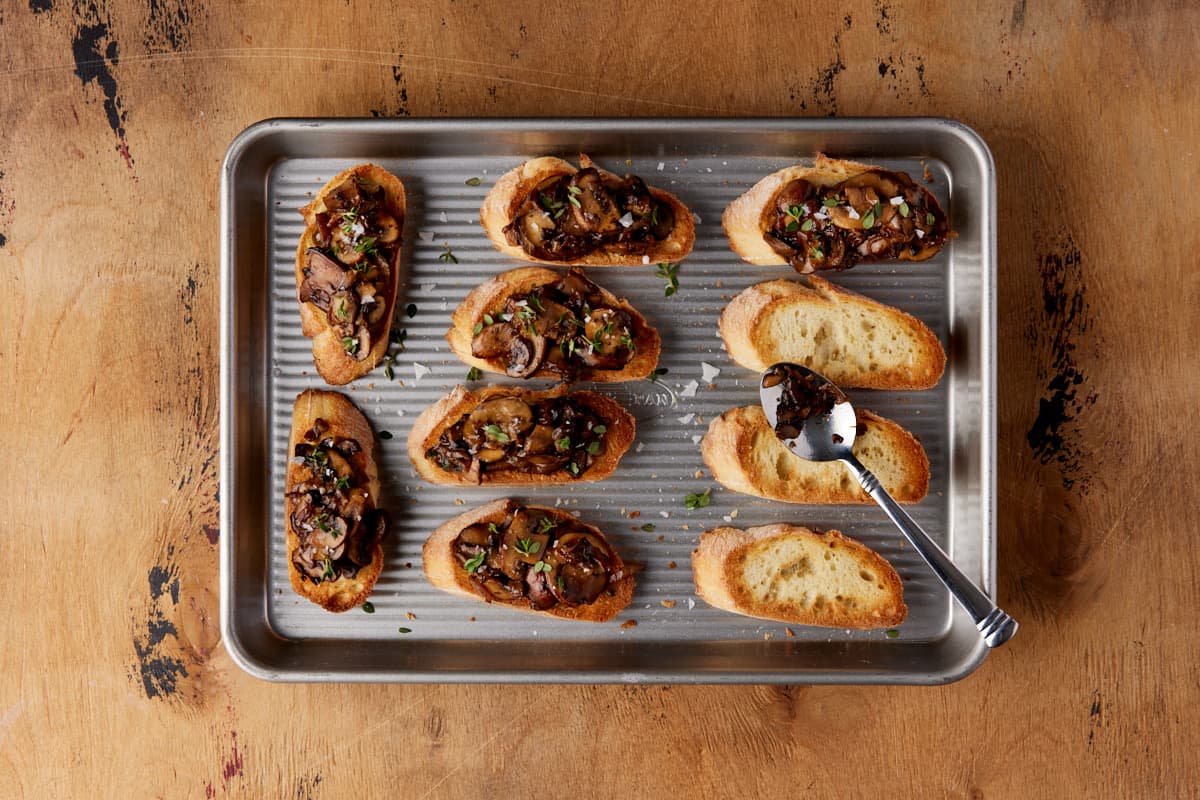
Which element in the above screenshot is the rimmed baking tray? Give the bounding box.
[220,118,995,683]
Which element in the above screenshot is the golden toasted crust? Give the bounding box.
[718,276,946,389]
[722,154,945,267]
[692,524,907,628]
[445,266,662,382]
[406,384,636,487]
[284,390,385,612]
[423,499,636,622]
[700,405,929,504]
[295,163,407,385]
[479,155,695,266]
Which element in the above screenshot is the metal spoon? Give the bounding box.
[760,363,1018,648]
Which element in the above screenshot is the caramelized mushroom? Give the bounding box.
[471,322,546,378]
[299,248,352,310]
[327,291,358,329]
[462,397,534,446]
[568,169,621,235]
[581,308,634,369]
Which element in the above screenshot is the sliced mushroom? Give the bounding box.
[462,397,535,447]
[327,291,358,330]
[299,248,352,310]
[375,212,400,243]
[581,307,634,369]
[548,531,615,605]
[525,568,557,609]
[521,424,556,456]
[470,322,546,378]
[352,327,371,361]
[568,169,621,235]
[456,524,493,548]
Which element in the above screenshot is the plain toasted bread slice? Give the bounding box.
[722,154,949,270]
[719,276,946,389]
[692,524,906,628]
[285,390,386,612]
[480,155,694,266]
[700,405,929,504]
[407,384,636,487]
[423,498,635,622]
[446,266,661,382]
[295,163,406,385]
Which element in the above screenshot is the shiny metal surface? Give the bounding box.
[220,118,996,683]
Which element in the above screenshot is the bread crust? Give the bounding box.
[718,276,946,389]
[295,163,407,385]
[423,498,635,622]
[479,155,695,266]
[406,384,636,486]
[700,405,929,503]
[445,266,662,382]
[692,524,907,628]
[722,154,945,267]
[285,390,385,612]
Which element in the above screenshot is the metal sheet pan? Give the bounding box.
[220,118,995,683]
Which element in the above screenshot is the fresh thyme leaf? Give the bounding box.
[640,523,655,532]
[567,194,581,209]
[586,440,601,455]
[684,488,712,509]
[592,424,607,435]
[361,602,375,614]
[398,627,412,633]
[861,209,876,229]
[465,177,482,186]
[438,245,458,264]
[341,335,359,355]
[926,212,936,226]
[655,262,680,297]
[466,366,482,381]
[885,629,900,639]
[515,538,541,556]
[464,551,485,573]
[378,430,393,440]
[322,559,335,580]
[822,196,842,207]
[899,201,910,217]
[567,461,581,476]
[483,424,510,443]
[801,219,814,232]
[472,322,483,336]
[536,517,559,534]
[335,475,352,490]
[555,436,571,452]
[648,367,668,383]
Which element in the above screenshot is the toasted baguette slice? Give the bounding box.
[295,163,406,385]
[719,276,946,389]
[701,405,929,503]
[480,154,694,266]
[723,154,950,271]
[285,390,386,612]
[424,498,635,622]
[693,524,906,628]
[407,384,636,487]
[446,266,661,382]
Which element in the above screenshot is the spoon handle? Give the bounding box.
[841,454,1018,648]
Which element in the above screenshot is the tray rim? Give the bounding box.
[219,116,996,685]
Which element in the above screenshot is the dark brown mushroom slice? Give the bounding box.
[351,327,370,361]
[524,454,570,474]
[568,168,621,235]
[555,268,596,302]
[333,438,361,456]
[479,576,524,602]
[470,323,547,378]
[299,248,352,310]
[521,424,556,456]
[547,531,616,605]
[456,524,493,548]
[531,297,576,339]
[525,568,557,609]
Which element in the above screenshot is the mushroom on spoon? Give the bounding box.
[760,363,1018,648]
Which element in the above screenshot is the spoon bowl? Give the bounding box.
[759,362,1018,649]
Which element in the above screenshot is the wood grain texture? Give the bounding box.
[1,0,1197,796]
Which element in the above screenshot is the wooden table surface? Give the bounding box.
[3,1,1196,796]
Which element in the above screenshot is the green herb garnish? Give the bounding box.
[465,177,482,186]
[438,245,458,264]
[515,538,541,556]
[926,212,936,226]
[648,367,668,383]
[464,551,485,573]
[466,366,482,381]
[810,244,825,261]
[398,627,412,633]
[886,629,900,639]
[860,208,876,229]
[487,523,500,534]
[685,488,712,509]
[566,461,581,476]
[586,440,602,455]
[531,560,551,574]
[472,322,484,336]
[899,201,910,218]
[406,303,418,318]
[822,196,842,207]
[335,475,352,491]
[341,336,359,355]
[801,219,814,232]
[592,424,607,435]
[379,430,393,440]
[537,517,559,534]
[640,523,655,532]
[483,424,510,443]
[555,436,571,452]
[655,262,680,297]
[322,559,335,580]
[361,602,375,614]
